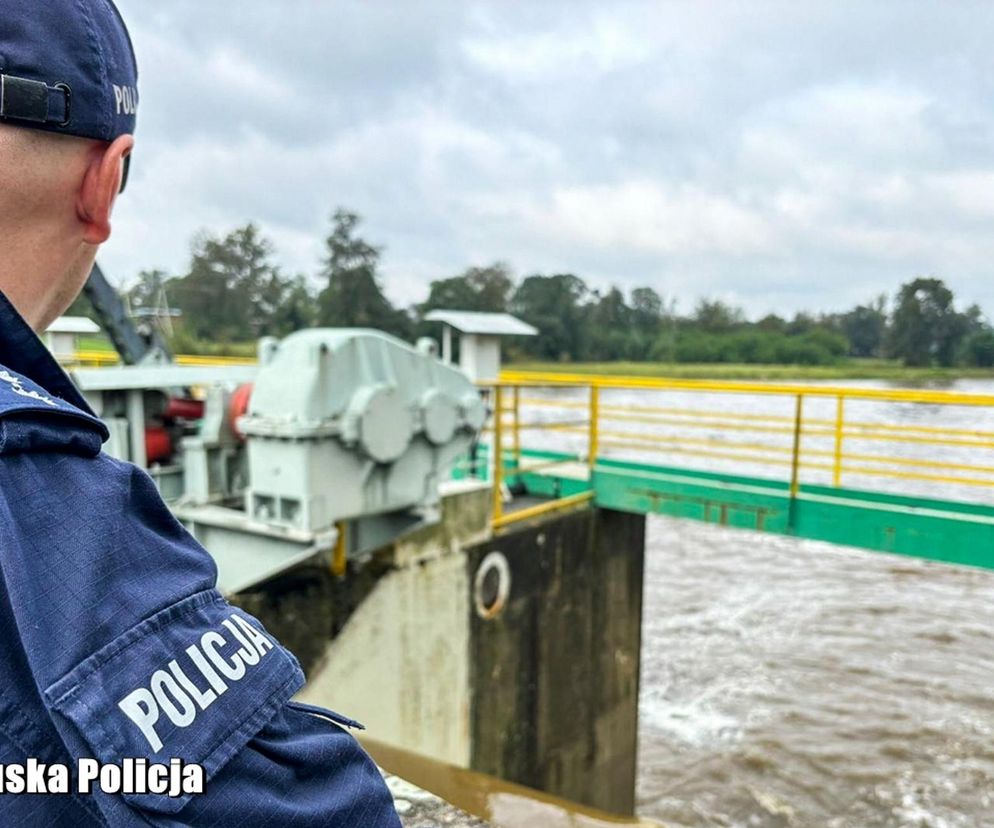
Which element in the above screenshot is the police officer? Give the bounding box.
[0,2,402,825]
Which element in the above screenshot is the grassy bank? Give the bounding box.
[76,336,258,359]
[74,335,994,384]
[505,359,994,384]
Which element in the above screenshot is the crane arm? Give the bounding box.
[83,263,171,365]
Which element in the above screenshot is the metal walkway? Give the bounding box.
[475,372,994,571]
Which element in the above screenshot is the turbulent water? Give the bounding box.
[637,517,994,828]
[519,378,994,827]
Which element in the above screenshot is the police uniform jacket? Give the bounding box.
[0,290,401,827]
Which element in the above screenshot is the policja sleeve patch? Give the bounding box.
[43,588,305,816]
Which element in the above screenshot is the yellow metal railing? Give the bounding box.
[486,383,599,531]
[499,370,994,406]
[481,370,994,528]
[60,358,994,524]
[65,350,258,368]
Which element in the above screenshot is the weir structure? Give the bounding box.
[62,330,994,819]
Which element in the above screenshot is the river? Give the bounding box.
[614,379,994,827]
[638,515,994,827]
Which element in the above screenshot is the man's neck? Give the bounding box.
[0,235,89,333]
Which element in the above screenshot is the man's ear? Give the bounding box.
[77,134,134,245]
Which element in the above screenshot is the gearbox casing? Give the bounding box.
[239,329,486,532]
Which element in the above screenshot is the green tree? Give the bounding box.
[961,303,987,338]
[269,275,316,335]
[786,312,817,336]
[511,274,589,360]
[756,314,786,333]
[419,263,514,315]
[127,269,170,312]
[168,224,290,341]
[888,277,962,367]
[630,287,665,335]
[841,297,887,358]
[693,299,744,333]
[624,287,666,361]
[964,329,994,367]
[316,209,410,340]
[584,287,634,359]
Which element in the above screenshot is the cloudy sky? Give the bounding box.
[106,1,994,319]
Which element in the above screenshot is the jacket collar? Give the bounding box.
[0,289,100,417]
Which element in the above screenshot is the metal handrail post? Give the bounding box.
[513,386,522,480]
[833,395,845,488]
[492,385,505,525]
[788,394,804,531]
[588,384,600,477]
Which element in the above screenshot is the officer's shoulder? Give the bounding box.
[0,362,107,457]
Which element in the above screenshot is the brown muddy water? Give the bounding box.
[638,516,994,828]
[522,380,994,827]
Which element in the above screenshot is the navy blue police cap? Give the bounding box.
[0,0,138,142]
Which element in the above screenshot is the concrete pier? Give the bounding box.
[234,481,646,816]
[467,506,645,814]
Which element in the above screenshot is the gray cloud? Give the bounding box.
[104,0,994,317]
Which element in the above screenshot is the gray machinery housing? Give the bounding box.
[240,329,486,531]
[73,328,486,593]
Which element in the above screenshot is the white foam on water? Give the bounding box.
[642,698,743,748]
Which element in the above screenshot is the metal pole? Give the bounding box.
[492,385,505,525]
[788,394,804,531]
[588,384,600,475]
[833,395,845,488]
[442,326,452,364]
[127,389,147,468]
[331,522,347,578]
[790,394,804,497]
[513,386,521,477]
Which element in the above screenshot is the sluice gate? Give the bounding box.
[229,368,994,816]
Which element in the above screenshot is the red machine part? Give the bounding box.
[144,396,204,465]
[144,426,173,465]
[163,397,205,420]
[145,389,252,463]
[228,383,254,441]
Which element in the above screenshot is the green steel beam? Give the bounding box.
[497,449,994,571]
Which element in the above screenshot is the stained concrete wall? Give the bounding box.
[466,507,645,815]
[299,546,472,764]
[291,480,492,767]
[235,482,645,816]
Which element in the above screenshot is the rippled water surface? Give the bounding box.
[637,514,994,828]
[519,378,994,826]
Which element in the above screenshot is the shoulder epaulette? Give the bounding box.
[0,364,108,455]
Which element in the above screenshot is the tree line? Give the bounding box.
[102,209,994,368]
